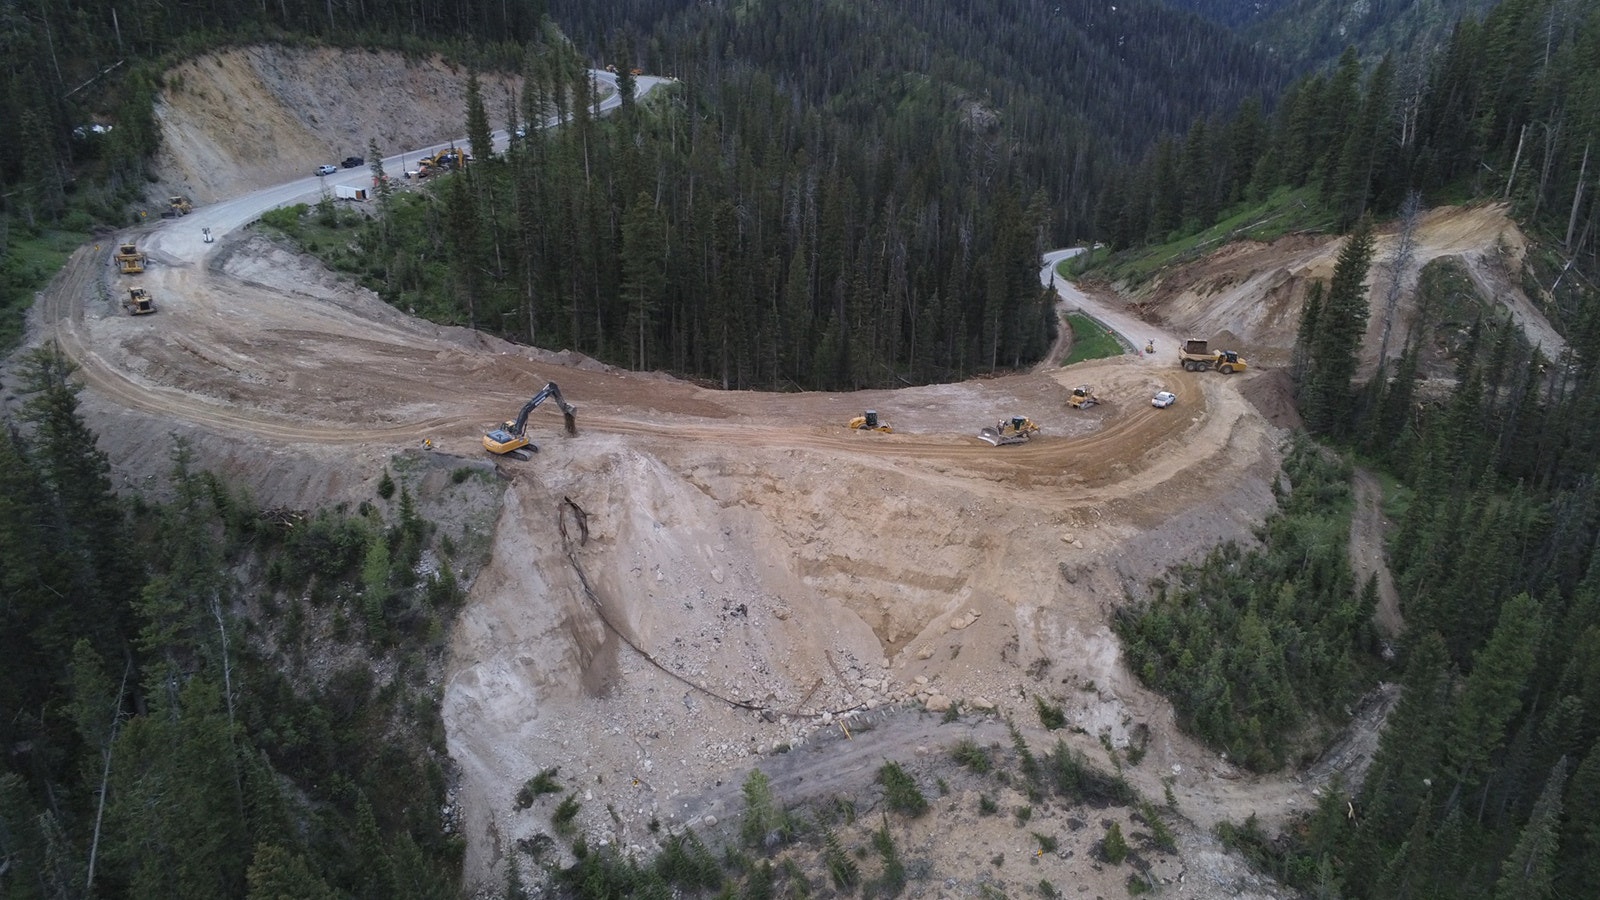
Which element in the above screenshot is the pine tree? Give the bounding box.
[620,191,667,370]
[245,843,340,900]
[1447,593,1544,799]
[1333,57,1396,231]
[1362,632,1452,840]
[466,71,493,165]
[1299,219,1376,435]
[1493,757,1567,900]
[14,343,137,664]
[1558,739,1600,898]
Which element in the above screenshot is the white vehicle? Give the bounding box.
[315,164,338,176]
[1152,391,1177,409]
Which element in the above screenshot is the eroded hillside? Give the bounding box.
[154,46,520,202]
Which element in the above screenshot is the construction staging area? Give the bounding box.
[13,47,1560,898]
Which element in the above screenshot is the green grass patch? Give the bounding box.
[1061,314,1125,365]
[1,228,89,353]
[1083,186,1329,289]
[1057,245,1111,278]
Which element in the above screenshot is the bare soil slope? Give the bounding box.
[1131,203,1555,370]
[154,46,521,203]
[14,45,1565,900]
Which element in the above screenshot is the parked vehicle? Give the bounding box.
[1152,391,1177,408]
[316,164,338,176]
[341,156,365,168]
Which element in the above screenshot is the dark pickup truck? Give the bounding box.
[341,156,365,169]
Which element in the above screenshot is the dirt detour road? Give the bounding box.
[16,45,1551,900]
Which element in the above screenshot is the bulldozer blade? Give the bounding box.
[563,411,577,435]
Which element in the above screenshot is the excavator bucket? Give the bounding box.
[563,410,577,436]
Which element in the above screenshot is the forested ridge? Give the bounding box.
[1,346,475,897]
[292,0,1295,389]
[1170,0,1502,70]
[1115,191,1600,897]
[1097,0,1600,315]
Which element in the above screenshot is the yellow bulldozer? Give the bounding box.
[1068,385,1099,409]
[978,415,1040,446]
[483,382,577,459]
[124,287,156,315]
[847,410,893,433]
[114,243,146,274]
[161,195,193,218]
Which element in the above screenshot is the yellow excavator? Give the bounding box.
[417,147,469,176]
[114,242,146,274]
[483,382,577,459]
[978,415,1040,446]
[847,410,893,433]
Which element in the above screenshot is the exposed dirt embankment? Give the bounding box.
[154,46,520,202]
[1131,204,1551,372]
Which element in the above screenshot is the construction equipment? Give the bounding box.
[1068,386,1099,409]
[124,287,156,315]
[417,147,469,176]
[482,382,577,459]
[1177,339,1247,374]
[114,243,146,274]
[978,415,1040,446]
[161,195,193,218]
[847,410,893,433]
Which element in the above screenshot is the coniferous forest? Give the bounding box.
[6,0,1600,896]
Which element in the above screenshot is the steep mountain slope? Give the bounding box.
[1161,0,1293,29]
[548,0,1290,160]
[153,47,520,203]
[1246,0,1500,69]
[27,44,1568,898]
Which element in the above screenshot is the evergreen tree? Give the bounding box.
[1493,757,1567,900]
[1558,740,1600,897]
[245,843,340,900]
[620,191,667,370]
[1447,594,1544,799]
[1299,219,1376,435]
[466,71,493,165]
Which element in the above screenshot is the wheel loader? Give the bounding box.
[124,287,156,315]
[161,195,193,218]
[847,410,893,433]
[1068,386,1099,409]
[978,415,1040,446]
[483,382,577,459]
[114,243,146,274]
